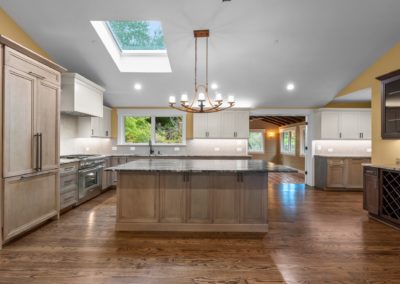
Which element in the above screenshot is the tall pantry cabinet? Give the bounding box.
[0,36,66,247]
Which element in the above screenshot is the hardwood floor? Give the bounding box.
[268,172,305,184]
[0,184,399,283]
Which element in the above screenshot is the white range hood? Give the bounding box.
[61,72,105,117]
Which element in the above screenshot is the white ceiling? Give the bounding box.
[2,0,400,108]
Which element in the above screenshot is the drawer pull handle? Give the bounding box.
[28,71,45,80]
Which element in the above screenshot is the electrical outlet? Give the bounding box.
[111,146,117,151]
[214,147,220,152]
[174,147,180,151]
[236,147,243,152]
[130,147,136,151]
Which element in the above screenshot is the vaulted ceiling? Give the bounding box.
[2,0,400,108]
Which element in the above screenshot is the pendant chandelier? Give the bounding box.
[169,29,235,113]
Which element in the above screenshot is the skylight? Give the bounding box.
[106,21,166,51]
[91,20,171,73]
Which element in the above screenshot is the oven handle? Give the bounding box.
[79,168,98,175]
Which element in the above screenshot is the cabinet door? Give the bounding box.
[3,171,59,241]
[340,112,360,139]
[221,112,236,138]
[186,173,212,223]
[235,111,250,138]
[36,80,60,171]
[193,113,208,138]
[91,117,102,137]
[207,112,221,138]
[103,107,112,137]
[213,174,240,224]
[241,173,268,224]
[3,66,36,177]
[321,112,340,139]
[118,172,159,222]
[160,173,186,223]
[345,159,369,189]
[326,159,345,188]
[358,112,371,139]
[363,169,379,215]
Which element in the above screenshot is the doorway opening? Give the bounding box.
[249,116,306,184]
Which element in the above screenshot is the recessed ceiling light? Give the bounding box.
[134,83,142,90]
[211,83,219,90]
[286,83,295,92]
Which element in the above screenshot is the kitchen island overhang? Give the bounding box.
[108,159,296,233]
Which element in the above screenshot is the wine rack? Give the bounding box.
[381,170,400,225]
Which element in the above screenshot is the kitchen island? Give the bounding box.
[109,159,295,233]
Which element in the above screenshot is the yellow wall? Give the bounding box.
[0,8,50,59]
[335,42,400,164]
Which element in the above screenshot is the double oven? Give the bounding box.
[61,155,105,204]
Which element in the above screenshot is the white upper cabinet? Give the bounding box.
[61,72,105,117]
[194,111,249,139]
[318,109,371,140]
[321,111,340,139]
[78,106,112,138]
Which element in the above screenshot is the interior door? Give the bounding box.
[35,80,60,171]
[3,66,36,177]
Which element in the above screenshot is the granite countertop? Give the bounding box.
[362,163,400,171]
[314,154,371,158]
[107,159,297,173]
[106,154,252,158]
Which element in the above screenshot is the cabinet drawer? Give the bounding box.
[364,167,378,176]
[60,190,77,209]
[60,164,78,176]
[60,174,77,190]
[5,47,60,84]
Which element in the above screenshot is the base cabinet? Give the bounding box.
[116,171,268,232]
[3,171,59,242]
[363,167,379,215]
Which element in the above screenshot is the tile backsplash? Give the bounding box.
[60,114,248,156]
[312,140,372,156]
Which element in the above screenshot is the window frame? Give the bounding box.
[118,109,186,146]
[248,129,265,154]
[280,127,296,156]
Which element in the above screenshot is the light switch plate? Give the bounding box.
[214,147,220,152]
[130,147,136,151]
[111,146,117,151]
[174,147,180,151]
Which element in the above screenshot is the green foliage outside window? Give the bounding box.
[155,117,183,144]
[124,116,151,143]
[107,20,166,51]
[248,131,264,153]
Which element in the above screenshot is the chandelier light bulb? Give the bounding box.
[215,93,223,101]
[180,94,188,102]
[228,95,235,103]
[169,96,176,104]
[198,92,206,101]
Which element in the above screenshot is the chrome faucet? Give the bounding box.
[149,139,155,155]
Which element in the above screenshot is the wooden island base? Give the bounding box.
[116,171,268,233]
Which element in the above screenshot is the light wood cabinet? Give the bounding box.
[315,156,371,190]
[0,39,65,247]
[160,173,186,223]
[213,174,240,224]
[3,66,36,177]
[318,109,371,140]
[193,111,249,139]
[78,106,112,138]
[3,171,59,242]
[240,173,268,223]
[186,173,213,223]
[327,159,346,188]
[3,53,60,177]
[117,172,159,223]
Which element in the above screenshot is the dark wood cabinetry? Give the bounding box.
[377,70,400,139]
[363,167,379,215]
[363,166,400,229]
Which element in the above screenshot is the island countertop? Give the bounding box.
[107,159,297,173]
